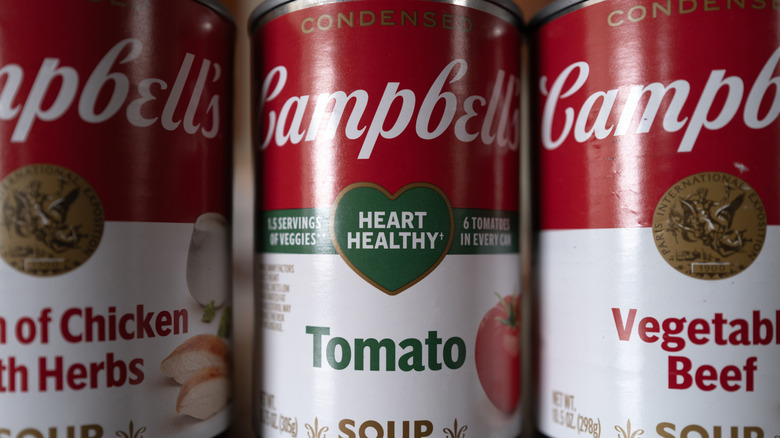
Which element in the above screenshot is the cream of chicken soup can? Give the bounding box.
[530,0,780,437]
[251,0,523,436]
[0,1,235,436]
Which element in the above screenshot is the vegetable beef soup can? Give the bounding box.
[0,1,235,436]
[251,0,523,436]
[530,0,780,436]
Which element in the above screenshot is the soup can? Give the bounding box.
[0,1,235,436]
[251,0,523,436]
[530,0,779,436]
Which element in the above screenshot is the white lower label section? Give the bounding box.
[537,227,780,437]
[255,253,522,437]
[0,222,231,437]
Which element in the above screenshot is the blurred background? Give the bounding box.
[218,0,549,435]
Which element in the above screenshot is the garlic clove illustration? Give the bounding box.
[176,365,231,420]
[186,212,231,308]
[161,334,230,384]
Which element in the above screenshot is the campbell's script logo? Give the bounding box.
[0,164,104,276]
[652,172,766,279]
[0,38,224,142]
[258,59,520,159]
[539,47,780,151]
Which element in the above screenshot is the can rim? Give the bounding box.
[194,0,237,25]
[249,0,523,33]
[528,0,598,29]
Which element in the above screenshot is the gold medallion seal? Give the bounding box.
[0,164,104,276]
[652,172,767,280]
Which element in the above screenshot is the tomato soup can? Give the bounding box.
[0,1,234,436]
[530,0,780,436]
[250,0,523,436]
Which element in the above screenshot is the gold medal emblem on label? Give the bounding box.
[652,171,767,279]
[0,164,104,276]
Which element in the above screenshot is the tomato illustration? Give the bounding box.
[475,293,520,414]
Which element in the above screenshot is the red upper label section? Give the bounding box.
[0,1,235,222]
[532,1,779,229]
[252,0,522,211]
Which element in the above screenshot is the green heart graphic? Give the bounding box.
[331,183,454,295]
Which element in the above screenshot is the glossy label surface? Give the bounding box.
[0,2,234,435]
[253,0,523,436]
[533,0,780,435]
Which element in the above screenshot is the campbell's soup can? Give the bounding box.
[251,0,523,436]
[0,1,234,436]
[531,0,779,436]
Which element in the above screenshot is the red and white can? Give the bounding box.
[0,1,234,436]
[531,0,779,436]
[251,0,523,436]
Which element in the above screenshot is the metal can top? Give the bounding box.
[195,0,237,25]
[527,0,589,28]
[249,0,524,32]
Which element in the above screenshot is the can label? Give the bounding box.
[533,0,779,436]
[0,2,234,436]
[252,0,522,435]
